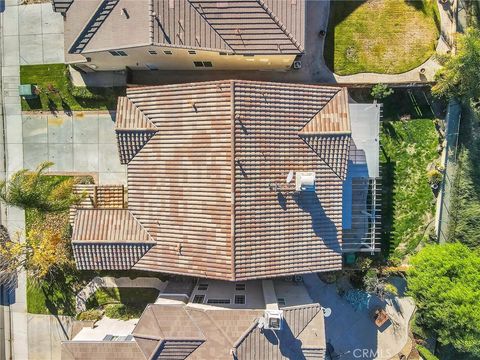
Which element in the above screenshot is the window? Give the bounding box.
[163,50,173,55]
[148,50,158,55]
[192,295,205,304]
[235,283,246,291]
[188,50,196,55]
[277,298,286,306]
[194,61,213,68]
[109,50,127,56]
[207,299,231,304]
[234,295,245,305]
[197,283,208,291]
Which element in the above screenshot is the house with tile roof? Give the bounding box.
[70,80,362,281]
[61,278,327,360]
[53,0,305,71]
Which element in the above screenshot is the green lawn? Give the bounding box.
[86,287,159,320]
[325,0,440,75]
[381,119,439,261]
[20,64,125,111]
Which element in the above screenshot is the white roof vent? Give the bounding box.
[295,172,316,192]
[259,310,284,331]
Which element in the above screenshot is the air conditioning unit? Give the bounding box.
[263,310,283,331]
[293,61,302,69]
[295,172,316,192]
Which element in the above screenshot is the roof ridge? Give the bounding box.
[299,134,350,180]
[232,319,259,349]
[257,0,303,53]
[127,209,156,244]
[117,96,158,130]
[148,0,154,44]
[292,306,323,340]
[230,80,236,281]
[203,310,237,346]
[186,0,235,52]
[299,88,350,135]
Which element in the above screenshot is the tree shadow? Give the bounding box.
[24,97,42,110]
[292,191,341,254]
[47,97,58,116]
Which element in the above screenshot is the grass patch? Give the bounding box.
[26,279,49,314]
[325,0,440,75]
[87,287,159,320]
[380,119,440,261]
[20,64,125,112]
[447,104,480,249]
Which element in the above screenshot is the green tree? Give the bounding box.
[0,228,72,281]
[0,162,80,212]
[408,243,480,356]
[370,83,394,100]
[432,27,480,99]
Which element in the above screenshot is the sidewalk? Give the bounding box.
[0,1,28,360]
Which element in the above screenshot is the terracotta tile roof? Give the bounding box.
[299,88,350,135]
[116,97,157,130]
[72,209,153,243]
[188,0,304,54]
[72,209,155,270]
[61,303,325,359]
[69,184,125,225]
[75,80,349,280]
[64,1,304,55]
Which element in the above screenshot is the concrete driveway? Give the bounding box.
[18,3,64,65]
[22,111,126,185]
[304,274,415,360]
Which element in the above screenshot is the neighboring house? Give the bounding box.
[71,80,357,280]
[61,278,326,359]
[53,0,305,71]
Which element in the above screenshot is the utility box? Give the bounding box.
[19,84,37,99]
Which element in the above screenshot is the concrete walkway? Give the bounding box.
[76,277,168,313]
[1,1,28,359]
[27,314,72,360]
[304,274,415,360]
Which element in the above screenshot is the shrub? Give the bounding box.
[371,84,394,100]
[104,304,143,320]
[408,243,480,356]
[77,309,102,322]
[383,283,398,297]
[70,86,103,100]
[427,168,443,185]
[417,345,439,360]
